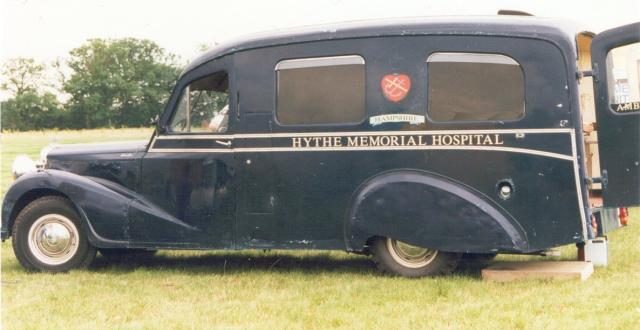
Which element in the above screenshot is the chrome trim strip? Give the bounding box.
[275,55,365,70]
[427,52,519,65]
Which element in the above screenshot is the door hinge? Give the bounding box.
[592,63,600,82]
[577,64,599,81]
[587,177,602,185]
[577,70,593,79]
[588,173,607,188]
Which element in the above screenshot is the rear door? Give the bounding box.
[591,22,640,207]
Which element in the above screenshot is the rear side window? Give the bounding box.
[427,53,525,122]
[276,55,365,125]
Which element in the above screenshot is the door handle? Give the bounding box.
[215,140,232,147]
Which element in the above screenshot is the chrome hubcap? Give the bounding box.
[386,238,438,268]
[28,214,79,265]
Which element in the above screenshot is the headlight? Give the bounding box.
[40,145,54,162]
[12,155,36,179]
[38,144,55,167]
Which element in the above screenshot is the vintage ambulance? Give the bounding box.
[2,16,639,277]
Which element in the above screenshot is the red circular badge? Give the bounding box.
[381,74,411,103]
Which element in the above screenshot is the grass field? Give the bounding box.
[1,129,639,329]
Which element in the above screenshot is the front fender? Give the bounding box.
[2,170,131,246]
[345,171,528,253]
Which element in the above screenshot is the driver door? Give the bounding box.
[134,59,237,246]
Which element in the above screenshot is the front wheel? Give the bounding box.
[370,237,460,277]
[12,196,96,272]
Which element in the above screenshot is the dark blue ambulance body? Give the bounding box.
[3,17,639,276]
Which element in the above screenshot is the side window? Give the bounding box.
[427,53,525,122]
[170,71,229,133]
[607,43,640,111]
[276,55,365,125]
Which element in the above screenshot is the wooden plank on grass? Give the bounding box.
[482,261,594,282]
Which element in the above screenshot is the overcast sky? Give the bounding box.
[2,0,639,66]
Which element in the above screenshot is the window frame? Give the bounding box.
[274,54,368,127]
[605,44,640,114]
[167,71,231,135]
[425,51,527,124]
[160,56,234,136]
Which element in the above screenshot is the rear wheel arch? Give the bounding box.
[344,170,528,253]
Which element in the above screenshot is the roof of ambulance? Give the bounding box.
[182,16,585,74]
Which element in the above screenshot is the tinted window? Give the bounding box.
[276,55,365,125]
[170,71,229,133]
[427,53,524,122]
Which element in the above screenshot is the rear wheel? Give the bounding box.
[370,237,460,277]
[12,196,96,272]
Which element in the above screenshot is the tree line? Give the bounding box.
[1,38,182,131]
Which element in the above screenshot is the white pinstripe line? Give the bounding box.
[148,148,235,153]
[148,145,574,160]
[155,135,234,140]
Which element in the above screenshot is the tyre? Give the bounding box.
[99,248,157,260]
[12,196,96,272]
[370,237,460,277]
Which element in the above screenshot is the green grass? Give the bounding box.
[1,129,639,329]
